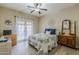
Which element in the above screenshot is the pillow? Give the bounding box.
[46,31,50,35]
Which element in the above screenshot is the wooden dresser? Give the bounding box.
[58,34,76,48]
[58,20,76,48]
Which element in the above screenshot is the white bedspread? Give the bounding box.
[28,33,58,54]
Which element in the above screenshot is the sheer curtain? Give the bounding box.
[15,16,33,42]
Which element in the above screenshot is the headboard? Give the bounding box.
[44,28,56,35]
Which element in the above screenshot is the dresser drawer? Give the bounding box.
[58,35,76,48]
[60,37,67,45]
[67,37,75,47]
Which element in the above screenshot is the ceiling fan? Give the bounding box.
[26,3,47,14]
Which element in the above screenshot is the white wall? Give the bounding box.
[0,6,39,34]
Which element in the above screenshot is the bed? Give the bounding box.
[28,28,58,54]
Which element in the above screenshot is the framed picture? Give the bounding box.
[5,20,12,25]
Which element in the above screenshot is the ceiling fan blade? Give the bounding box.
[31,10,35,13]
[34,3,38,8]
[34,3,41,8]
[40,8,47,11]
[26,6,35,8]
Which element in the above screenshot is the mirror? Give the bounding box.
[62,19,71,35]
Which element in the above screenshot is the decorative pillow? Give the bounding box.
[46,31,50,35]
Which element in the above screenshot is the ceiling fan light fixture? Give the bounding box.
[35,9,40,11]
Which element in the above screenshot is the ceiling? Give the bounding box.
[0,3,77,17]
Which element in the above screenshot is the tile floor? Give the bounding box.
[11,41,79,55]
[55,46,79,55]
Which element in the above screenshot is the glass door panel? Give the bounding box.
[16,21,26,41]
[26,22,33,39]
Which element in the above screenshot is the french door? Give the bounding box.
[16,19,33,42]
[26,22,33,39]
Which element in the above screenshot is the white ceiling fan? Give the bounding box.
[26,3,47,14]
